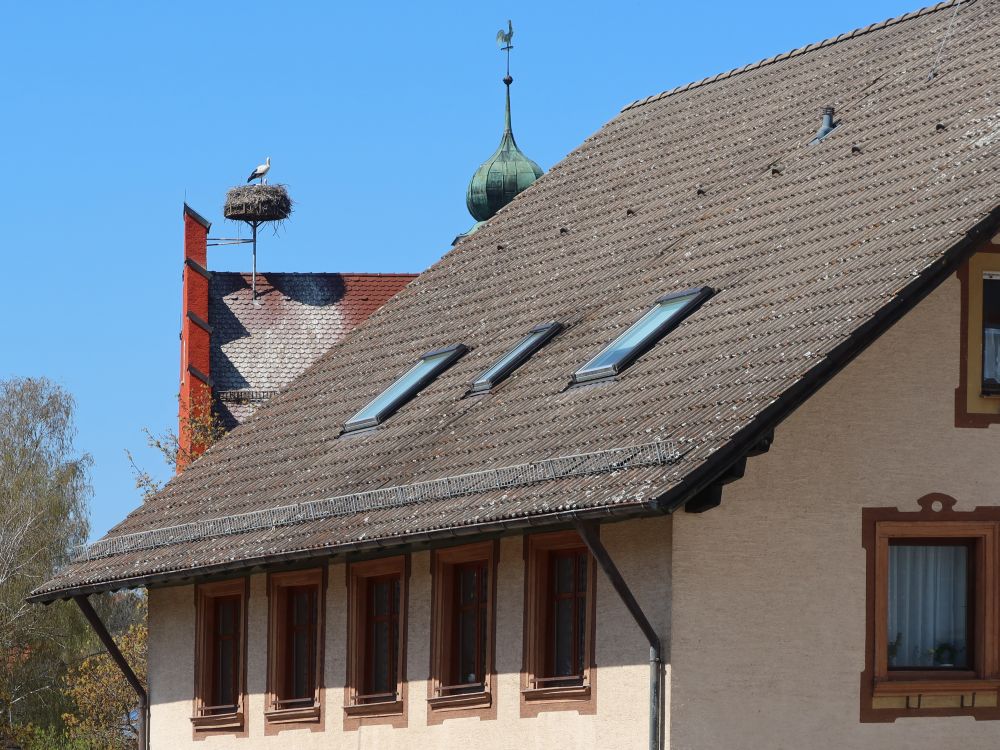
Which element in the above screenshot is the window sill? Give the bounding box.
[521,684,591,702]
[428,690,492,711]
[190,711,244,731]
[872,679,1000,710]
[874,678,1000,696]
[264,704,321,724]
[344,700,404,718]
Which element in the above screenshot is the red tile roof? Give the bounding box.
[209,272,415,425]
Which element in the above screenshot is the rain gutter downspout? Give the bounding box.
[73,595,148,750]
[573,519,663,750]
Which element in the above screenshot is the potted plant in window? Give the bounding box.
[928,641,961,667]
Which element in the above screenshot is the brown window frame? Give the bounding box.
[265,568,325,728]
[344,556,408,724]
[522,531,596,710]
[956,244,1000,427]
[862,495,1000,722]
[191,578,248,732]
[428,542,498,718]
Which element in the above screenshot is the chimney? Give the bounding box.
[178,204,213,472]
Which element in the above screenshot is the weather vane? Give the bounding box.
[496,20,514,79]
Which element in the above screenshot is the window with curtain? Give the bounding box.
[982,276,1000,392]
[887,542,971,669]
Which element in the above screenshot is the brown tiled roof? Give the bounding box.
[209,272,415,426]
[33,0,1000,601]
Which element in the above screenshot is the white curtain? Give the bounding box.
[984,328,1000,385]
[887,545,968,668]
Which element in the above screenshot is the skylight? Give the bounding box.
[343,344,467,433]
[572,287,712,383]
[469,322,562,394]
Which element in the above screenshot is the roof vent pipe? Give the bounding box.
[809,106,837,145]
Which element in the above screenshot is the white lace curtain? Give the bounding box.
[984,327,1000,385]
[887,545,969,668]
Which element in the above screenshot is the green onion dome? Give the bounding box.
[466,76,543,223]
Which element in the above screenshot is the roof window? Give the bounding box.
[572,287,712,383]
[469,322,562,394]
[343,344,467,432]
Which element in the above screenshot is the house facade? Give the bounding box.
[31,1,1000,748]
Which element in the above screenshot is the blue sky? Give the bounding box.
[2,0,922,540]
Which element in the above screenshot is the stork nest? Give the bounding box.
[224,184,292,223]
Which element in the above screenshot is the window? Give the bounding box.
[192,579,247,732]
[956,250,1000,427]
[982,273,1000,394]
[862,495,1000,721]
[523,532,596,708]
[266,569,324,726]
[429,542,497,716]
[887,542,972,670]
[572,287,712,383]
[345,557,408,722]
[470,323,562,394]
[343,345,467,433]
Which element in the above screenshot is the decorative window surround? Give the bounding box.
[862,494,1000,722]
[956,243,1000,427]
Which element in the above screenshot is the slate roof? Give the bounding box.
[33,0,1000,601]
[209,272,415,426]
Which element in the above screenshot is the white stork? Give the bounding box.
[247,157,271,184]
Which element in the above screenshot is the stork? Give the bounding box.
[247,157,271,184]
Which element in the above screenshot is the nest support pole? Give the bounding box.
[250,221,259,300]
[573,519,663,750]
[73,595,148,750]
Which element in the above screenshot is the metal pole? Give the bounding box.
[251,222,258,300]
[73,595,148,750]
[573,519,663,750]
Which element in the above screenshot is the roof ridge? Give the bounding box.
[621,0,971,112]
[212,271,418,277]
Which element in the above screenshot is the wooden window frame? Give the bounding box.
[956,242,1000,427]
[344,556,408,726]
[862,495,1000,722]
[521,531,597,713]
[191,578,248,733]
[265,568,326,730]
[428,542,498,719]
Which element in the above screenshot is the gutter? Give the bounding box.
[73,596,148,750]
[573,519,663,750]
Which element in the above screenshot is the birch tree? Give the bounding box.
[0,377,90,739]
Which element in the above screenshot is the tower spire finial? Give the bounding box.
[497,20,514,135]
[464,20,541,225]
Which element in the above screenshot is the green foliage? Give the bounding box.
[0,378,149,749]
[0,377,90,739]
[13,723,90,750]
[63,616,146,750]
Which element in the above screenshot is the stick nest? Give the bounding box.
[224,184,293,223]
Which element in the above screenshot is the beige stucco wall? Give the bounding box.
[148,517,670,749]
[669,275,1000,749]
